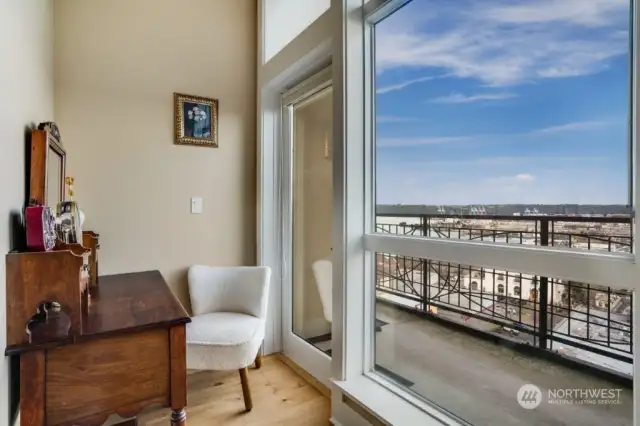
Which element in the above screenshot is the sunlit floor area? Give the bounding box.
[137,357,331,426]
[375,302,633,426]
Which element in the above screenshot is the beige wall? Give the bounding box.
[54,0,257,309]
[293,91,333,338]
[0,1,54,423]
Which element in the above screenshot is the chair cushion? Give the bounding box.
[186,312,265,371]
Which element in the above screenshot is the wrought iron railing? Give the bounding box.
[375,213,633,376]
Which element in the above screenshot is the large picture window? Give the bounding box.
[362,1,637,424]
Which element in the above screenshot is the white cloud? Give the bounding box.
[390,155,616,178]
[514,173,535,182]
[377,136,468,147]
[481,0,628,27]
[430,92,517,104]
[377,75,445,94]
[484,173,536,186]
[376,118,609,148]
[377,115,416,123]
[375,0,629,86]
[375,117,609,147]
[413,156,609,168]
[531,120,609,134]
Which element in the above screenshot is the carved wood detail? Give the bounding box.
[6,250,87,347]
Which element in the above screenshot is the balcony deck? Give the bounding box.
[375,301,633,426]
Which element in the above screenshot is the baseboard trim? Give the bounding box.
[277,354,331,398]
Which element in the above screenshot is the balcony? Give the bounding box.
[373,209,633,425]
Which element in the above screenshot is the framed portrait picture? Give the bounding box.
[174,93,218,147]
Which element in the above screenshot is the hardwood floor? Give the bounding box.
[137,356,331,425]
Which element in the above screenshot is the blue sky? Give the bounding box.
[375,0,630,205]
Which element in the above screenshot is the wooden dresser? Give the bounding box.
[5,270,191,426]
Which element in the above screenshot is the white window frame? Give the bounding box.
[331,0,640,424]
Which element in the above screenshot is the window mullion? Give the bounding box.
[364,233,636,292]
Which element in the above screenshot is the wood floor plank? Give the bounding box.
[137,356,331,425]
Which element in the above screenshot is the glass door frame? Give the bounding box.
[281,65,333,386]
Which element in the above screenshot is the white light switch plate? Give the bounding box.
[191,197,203,214]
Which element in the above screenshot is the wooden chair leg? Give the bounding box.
[239,367,253,411]
[254,352,262,369]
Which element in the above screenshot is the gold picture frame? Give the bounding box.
[174,93,218,147]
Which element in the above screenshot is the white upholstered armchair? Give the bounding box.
[186,265,271,411]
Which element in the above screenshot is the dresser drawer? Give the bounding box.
[45,329,170,425]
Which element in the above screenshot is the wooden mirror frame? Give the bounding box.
[29,122,66,207]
